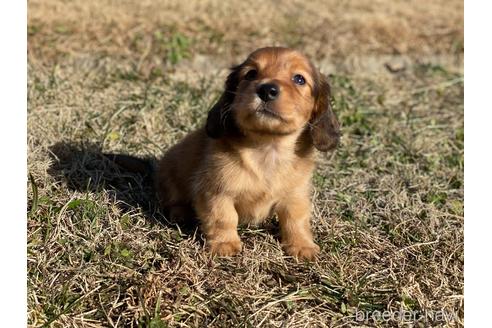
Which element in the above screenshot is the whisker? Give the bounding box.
[224,90,250,97]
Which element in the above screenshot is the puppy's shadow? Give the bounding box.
[47,141,198,234]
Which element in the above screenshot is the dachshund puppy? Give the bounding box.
[155,47,340,260]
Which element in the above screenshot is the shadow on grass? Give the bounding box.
[47,141,200,234]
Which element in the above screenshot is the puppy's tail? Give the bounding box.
[104,153,155,178]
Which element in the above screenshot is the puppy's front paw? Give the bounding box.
[208,239,242,256]
[283,243,320,261]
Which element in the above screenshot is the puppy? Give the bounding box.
[155,47,340,260]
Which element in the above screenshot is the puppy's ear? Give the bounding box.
[206,65,242,138]
[309,72,340,151]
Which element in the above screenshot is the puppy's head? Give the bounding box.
[206,47,340,151]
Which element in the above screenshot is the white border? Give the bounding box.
[0,0,27,324]
[464,1,491,327]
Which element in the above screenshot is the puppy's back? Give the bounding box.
[155,128,208,208]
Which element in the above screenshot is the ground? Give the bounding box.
[27,0,464,327]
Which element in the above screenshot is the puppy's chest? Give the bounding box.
[237,149,293,196]
[230,148,293,222]
[244,146,293,187]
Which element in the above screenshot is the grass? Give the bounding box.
[28,0,463,326]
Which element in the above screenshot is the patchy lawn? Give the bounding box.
[27,0,463,326]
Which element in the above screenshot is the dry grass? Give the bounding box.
[27,0,463,327]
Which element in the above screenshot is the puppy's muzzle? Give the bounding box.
[256,83,279,102]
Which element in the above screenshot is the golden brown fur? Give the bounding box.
[155,47,340,260]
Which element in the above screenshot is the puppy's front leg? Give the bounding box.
[277,195,320,261]
[195,194,242,256]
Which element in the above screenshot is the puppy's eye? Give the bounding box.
[292,74,306,85]
[244,69,258,81]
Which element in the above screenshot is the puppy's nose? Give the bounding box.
[256,83,279,102]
